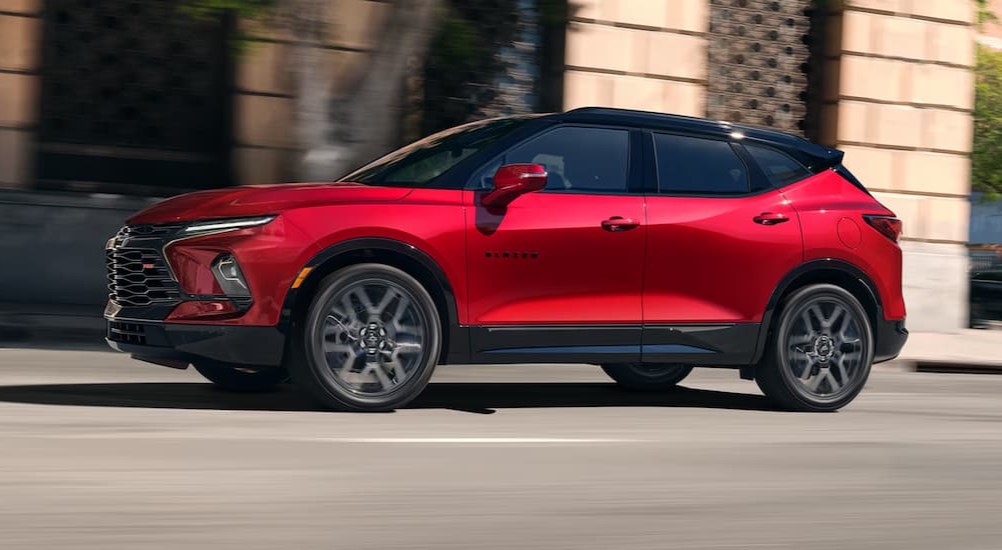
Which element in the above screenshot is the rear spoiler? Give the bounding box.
[797,143,844,174]
[799,145,871,195]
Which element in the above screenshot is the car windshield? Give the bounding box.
[340,116,535,186]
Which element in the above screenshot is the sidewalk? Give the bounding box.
[895,329,1002,373]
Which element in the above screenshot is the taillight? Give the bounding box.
[864,215,902,243]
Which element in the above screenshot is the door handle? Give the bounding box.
[753,212,790,226]
[601,216,640,232]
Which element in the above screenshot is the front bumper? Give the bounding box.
[106,319,286,368]
[874,318,908,363]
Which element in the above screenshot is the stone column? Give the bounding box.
[825,0,975,331]
[562,0,709,116]
[233,0,385,185]
[0,0,41,188]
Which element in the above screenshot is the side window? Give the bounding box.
[745,144,812,187]
[654,133,749,194]
[497,126,630,193]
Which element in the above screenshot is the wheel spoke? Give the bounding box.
[373,287,399,316]
[325,344,362,375]
[393,341,423,355]
[340,294,361,326]
[789,333,814,347]
[799,310,816,333]
[798,358,817,381]
[384,358,408,383]
[391,295,411,324]
[807,305,825,330]
[826,369,842,392]
[833,356,850,387]
[804,369,826,392]
[350,287,377,316]
[826,305,845,331]
[366,362,394,390]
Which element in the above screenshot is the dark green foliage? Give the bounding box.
[974,44,1002,199]
[977,0,999,26]
[180,0,276,22]
[421,1,523,135]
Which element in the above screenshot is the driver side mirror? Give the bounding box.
[481,164,548,208]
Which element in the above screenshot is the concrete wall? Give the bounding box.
[0,190,159,336]
[826,0,976,331]
[563,0,709,116]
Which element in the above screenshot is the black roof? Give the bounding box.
[552,107,841,166]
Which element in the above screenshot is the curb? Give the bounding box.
[908,360,1002,375]
[876,359,1002,375]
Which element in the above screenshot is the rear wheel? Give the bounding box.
[192,361,287,392]
[601,363,693,391]
[287,264,441,412]
[756,284,874,412]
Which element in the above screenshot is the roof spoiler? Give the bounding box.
[799,144,844,174]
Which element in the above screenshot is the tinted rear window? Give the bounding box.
[653,133,749,195]
[745,144,812,186]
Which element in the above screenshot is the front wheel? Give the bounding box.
[601,363,693,391]
[192,361,287,392]
[287,264,441,412]
[756,284,874,412]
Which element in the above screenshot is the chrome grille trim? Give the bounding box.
[106,225,183,307]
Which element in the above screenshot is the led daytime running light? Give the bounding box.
[183,216,275,234]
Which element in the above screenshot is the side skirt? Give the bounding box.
[466,323,760,366]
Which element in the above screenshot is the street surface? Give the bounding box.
[1,347,1001,550]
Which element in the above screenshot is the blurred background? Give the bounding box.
[0,0,999,340]
[4,3,1002,548]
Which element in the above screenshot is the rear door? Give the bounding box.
[642,133,804,362]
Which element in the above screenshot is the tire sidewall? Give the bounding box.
[772,284,874,410]
[293,264,441,411]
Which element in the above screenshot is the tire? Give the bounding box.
[192,361,287,392]
[287,263,441,412]
[601,363,693,391]
[756,283,874,412]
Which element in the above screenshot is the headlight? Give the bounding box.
[182,216,275,235]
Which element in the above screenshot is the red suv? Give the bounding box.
[106,107,907,412]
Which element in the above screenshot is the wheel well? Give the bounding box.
[773,268,880,334]
[751,266,882,368]
[286,247,455,363]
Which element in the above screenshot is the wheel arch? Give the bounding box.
[279,238,468,364]
[753,259,882,364]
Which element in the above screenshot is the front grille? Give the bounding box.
[106,244,181,307]
[107,321,147,345]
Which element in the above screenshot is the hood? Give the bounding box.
[127,182,413,224]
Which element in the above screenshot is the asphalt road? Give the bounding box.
[1,347,1001,550]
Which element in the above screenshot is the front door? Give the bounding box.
[465,125,646,362]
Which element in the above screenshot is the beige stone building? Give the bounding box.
[0,0,979,331]
[564,0,976,332]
